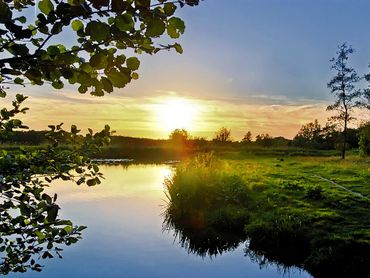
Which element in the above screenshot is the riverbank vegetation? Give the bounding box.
[163,153,370,277]
[0,119,366,162]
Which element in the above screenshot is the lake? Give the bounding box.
[8,164,311,278]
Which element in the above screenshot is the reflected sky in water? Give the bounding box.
[9,164,311,278]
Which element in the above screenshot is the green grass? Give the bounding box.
[164,153,370,277]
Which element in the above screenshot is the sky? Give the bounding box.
[3,0,370,139]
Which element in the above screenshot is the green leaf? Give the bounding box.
[47,45,60,56]
[167,17,185,39]
[132,72,139,80]
[38,0,54,15]
[101,77,113,93]
[68,0,85,6]
[29,24,38,35]
[35,231,45,241]
[25,68,42,81]
[10,44,30,56]
[47,204,59,222]
[114,14,134,32]
[135,0,150,8]
[164,3,176,16]
[0,2,12,23]
[93,164,99,172]
[51,22,63,34]
[112,0,128,13]
[17,16,27,24]
[174,43,183,54]
[107,69,130,88]
[64,226,73,233]
[90,53,108,69]
[56,53,76,65]
[72,19,84,31]
[52,80,64,89]
[167,24,178,39]
[146,18,166,37]
[126,57,140,70]
[86,179,96,186]
[14,77,24,84]
[16,94,27,102]
[78,85,88,94]
[86,21,110,41]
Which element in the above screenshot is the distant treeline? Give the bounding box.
[0,130,49,145]
[0,123,362,151]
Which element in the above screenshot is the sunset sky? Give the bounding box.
[3,0,370,139]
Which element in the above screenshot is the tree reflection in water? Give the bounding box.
[0,121,111,275]
[0,176,85,275]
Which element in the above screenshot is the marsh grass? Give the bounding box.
[164,153,251,227]
[163,153,370,277]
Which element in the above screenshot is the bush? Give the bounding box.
[359,122,370,156]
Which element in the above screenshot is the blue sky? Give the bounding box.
[4,0,370,139]
[147,0,370,102]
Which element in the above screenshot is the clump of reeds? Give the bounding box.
[164,152,251,228]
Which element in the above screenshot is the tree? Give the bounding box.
[169,128,189,143]
[0,0,199,273]
[297,119,321,141]
[255,133,273,147]
[293,119,323,148]
[320,121,340,148]
[362,68,370,110]
[213,127,231,143]
[0,0,199,96]
[327,43,361,159]
[359,121,370,156]
[242,131,252,143]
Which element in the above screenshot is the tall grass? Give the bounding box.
[164,153,251,222]
[163,153,251,256]
[163,153,370,276]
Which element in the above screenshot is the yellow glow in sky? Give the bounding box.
[155,97,199,133]
[2,90,355,139]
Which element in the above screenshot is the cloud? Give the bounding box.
[3,91,364,140]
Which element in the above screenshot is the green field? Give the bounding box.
[164,153,370,277]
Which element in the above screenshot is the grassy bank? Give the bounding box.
[163,153,370,277]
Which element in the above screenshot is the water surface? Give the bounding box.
[9,164,311,278]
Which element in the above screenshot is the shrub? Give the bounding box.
[359,122,370,156]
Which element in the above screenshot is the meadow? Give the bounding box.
[164,152,370,277]
[2,133,370,277]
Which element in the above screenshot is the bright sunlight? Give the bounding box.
[155,97,199,132]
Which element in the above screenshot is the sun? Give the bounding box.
[156,97,198,133]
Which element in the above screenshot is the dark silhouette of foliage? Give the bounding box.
[0,97,112,274]
[213,127,231,143]
[242,131,252,143]
[255,133,273,147]
[359,121,370,156]
[169,128,190,143]
[293,120,326,149]
[0,0,199,96]
[327,43,361,159]
[0,0,200,273]
[363,70,370,109]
